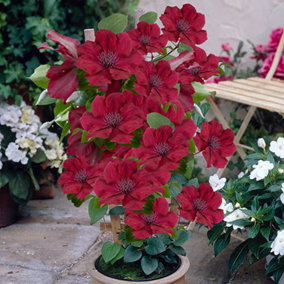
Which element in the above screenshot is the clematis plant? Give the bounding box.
[32,4,236,278]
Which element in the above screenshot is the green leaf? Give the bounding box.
[192,82,212,103]
[169,244,186,256]
[110,246,125,264]
[248,223,260,239]
[28,168,40,191]
[124,245,142,263]
[9,171,31,202]
[109,205,125,215]
[184,157,194,179]
[141,255,158,275]
[177,43,192,53]
[229,240,249,272]
[145,237,166,255]
[147,112,175,131]
[88,197,108,225]
[139,11,158,24]
[102,241,121,263]
[31,148,47,163]
[131,241,143,247]
[98,13,128,34]
[67,194,92,207]
[207,222,225,245]
[260,227,271,241]
[214,233,231,256]
[29,64,50,89]
[173,230,190,246]
[0,171,9,187]
[187,178,199,188]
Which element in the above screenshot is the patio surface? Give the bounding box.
[0,188,274,284]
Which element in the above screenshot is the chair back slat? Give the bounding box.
[266,29,284,80]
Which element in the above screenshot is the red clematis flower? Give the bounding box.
[67,107,100,165]
[177,47,219,84]
[194,120,236,168]
[94,159,170,210]
[39,30,81,102]
[124,197,178,239]
[128,22,168,55]
[133,125,191,171]
[160,4,207,46]
[58,156,99,200]
[177,183,224,229]
[76,30,143,86]
[134,61,178,105]
[145,98,197,138]
[178,83,195,112]
[80,92,145,144]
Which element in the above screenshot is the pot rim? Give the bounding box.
[89,254,190,284]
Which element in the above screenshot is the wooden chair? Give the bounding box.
[206,31,284,177]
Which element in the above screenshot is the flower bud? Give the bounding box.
[251,217,256,222]
[278,168,284,174]
[235,202,241,208]
[257,138,266,149]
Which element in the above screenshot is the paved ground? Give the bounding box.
[0,189,274,284]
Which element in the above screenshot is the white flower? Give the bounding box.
[279,168,284,174]
[5,142,28,165]
[271,230,284,256]
[249,160,274,181]
[209,174,226,191]
[219,198,234,214]
[45,149,57,160]
[0,152,3,170]
[16,133,43,157]
[280,183,284,204]
[269,137,284,159]
[257,138,266,149]
[224,209,249,230]
[238,169,248,179]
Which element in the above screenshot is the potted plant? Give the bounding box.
[208,137,284,283]
[0,101,66,227]
[32,3,237,282]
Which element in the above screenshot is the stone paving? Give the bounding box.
[0,188,274,284]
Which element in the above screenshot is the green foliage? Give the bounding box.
[141,255,158,275]
[98,13,128,33]
[102,241,122,263]
[9,171,31,204]
[147,112,175,130]
[0,0,136,104]
[29,64,50,89]
[139,12,157,24]
[145,237,166,255]
[109,205,125,215]
[88,197,108,225]
[124,245,142,263]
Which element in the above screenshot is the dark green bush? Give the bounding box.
[0,0,138,104]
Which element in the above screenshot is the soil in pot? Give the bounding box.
[0,186,19,227]
[95,255,181,282]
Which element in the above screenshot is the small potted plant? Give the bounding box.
[208,137,284,283]
[0,101,66,227]
[33,3,237,282]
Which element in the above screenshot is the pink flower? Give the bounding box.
[259,53,284,79]
[221,42,231,51]
[76,30,143,86]
[266,28,283,53]
[39,30,81,103]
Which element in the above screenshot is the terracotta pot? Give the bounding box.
[0,186,19,228]
[89,255,190,284]
[33,183,55,200]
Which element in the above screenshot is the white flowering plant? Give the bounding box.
[0,102,66,204]
[208,137,284,283]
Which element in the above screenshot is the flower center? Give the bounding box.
[74,169,88,183]
[116,179,134,194]
[154,142,170,157]
[149,75,163,88]
[139,35,151,45]
[176,19,190,32]
[104,113,122,128]
[209,136,220,150]
[193,198,207,212]
[188,66,202,75]
[98,51,118,68]
[143,213,157,225]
